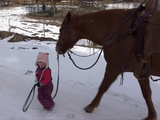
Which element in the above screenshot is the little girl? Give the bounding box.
[35,52,54,111]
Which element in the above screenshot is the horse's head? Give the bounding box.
[56,12,78,55]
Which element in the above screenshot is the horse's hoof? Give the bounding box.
[143,116,157,120]
[143,118,157,120]
[84,106,94,113]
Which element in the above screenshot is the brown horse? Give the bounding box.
[56,8,158,120]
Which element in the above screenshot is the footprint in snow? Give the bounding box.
[24,70,33,75]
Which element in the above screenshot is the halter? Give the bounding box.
[59,19,74,47]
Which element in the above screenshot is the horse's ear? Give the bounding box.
[64,12,72,24]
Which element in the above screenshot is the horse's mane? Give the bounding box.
[73,8,136,18]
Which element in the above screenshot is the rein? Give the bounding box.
[69,49,101,57]
[68,50,103,70]
[22,55,60,112]
[67,36,124,70]
[68,34,124,57]
[150,76,160,82]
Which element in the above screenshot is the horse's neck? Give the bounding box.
[72,9,135,46]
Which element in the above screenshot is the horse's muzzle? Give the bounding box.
[55,45,64,55]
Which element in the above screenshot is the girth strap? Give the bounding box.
[134,20,149,61]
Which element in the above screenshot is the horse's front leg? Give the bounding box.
[137,78,157,120]
[84,63,120,113]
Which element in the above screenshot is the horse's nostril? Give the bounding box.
[55,46,63,54]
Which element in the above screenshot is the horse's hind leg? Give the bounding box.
[134,57,151,80]
[84,63,120,113]
[137,78,157,120]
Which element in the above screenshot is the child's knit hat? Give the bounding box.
[35,52,49,69]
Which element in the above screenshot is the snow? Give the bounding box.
[0,6,60,39]
[0,4,160,120]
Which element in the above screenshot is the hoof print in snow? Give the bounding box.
[11,47,14,49]
[125,99,128,101]
[24,70,33,75]
[0,65,7,68]
[32,47,38,50]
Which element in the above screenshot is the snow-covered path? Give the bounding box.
[0,3,160,120]
[0,38,160,120]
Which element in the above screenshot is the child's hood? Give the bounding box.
[35,52,49,69]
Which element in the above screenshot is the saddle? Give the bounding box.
[134,11,160,60]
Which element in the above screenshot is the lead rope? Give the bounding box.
[22,55,60,112]
[22,84,36,112]
[22,67,46,112]
[52,54,60,99]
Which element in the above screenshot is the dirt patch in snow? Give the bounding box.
[0,31,57,42]
[0,31,13,39]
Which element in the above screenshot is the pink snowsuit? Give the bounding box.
[35,52,54,110]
